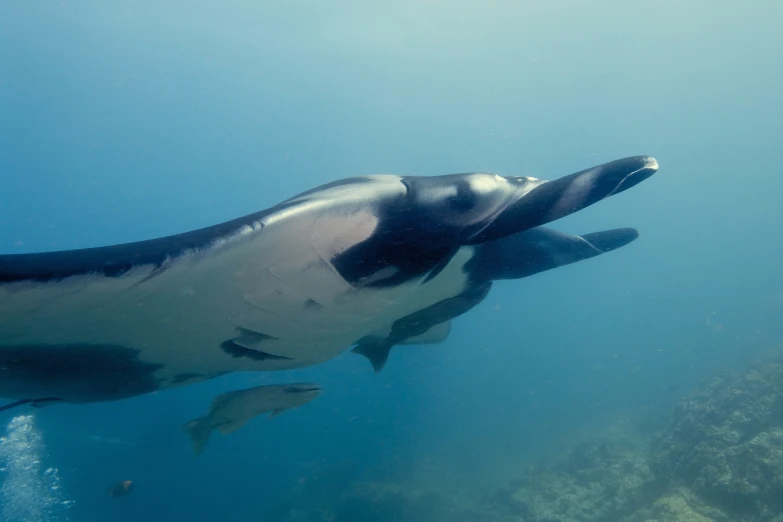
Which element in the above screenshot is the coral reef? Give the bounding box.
[284,355,783,522]
[496,430,662,522]
[650,358,783,521]
[627,487,730,522]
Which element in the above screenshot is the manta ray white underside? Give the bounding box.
[0,175,475,401]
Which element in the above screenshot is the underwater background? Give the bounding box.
[1,1,782,521]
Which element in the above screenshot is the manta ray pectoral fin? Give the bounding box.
[269,409,284,418]
[0,343,163,404]
[352,341,393,373]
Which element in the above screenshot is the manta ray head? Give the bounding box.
[333,156,658,287]
[402,155,659,246]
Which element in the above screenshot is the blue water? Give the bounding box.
[1,2,782,521]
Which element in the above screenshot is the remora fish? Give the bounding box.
[182,383,322,455]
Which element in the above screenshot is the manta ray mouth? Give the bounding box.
[607,156,659,197]
[468,155,659,244]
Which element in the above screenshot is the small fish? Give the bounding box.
[182,383,322,455]
[108,480,134,498]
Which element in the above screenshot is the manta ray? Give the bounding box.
[0,156,659,407]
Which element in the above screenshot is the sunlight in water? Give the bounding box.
[0,415,74,522]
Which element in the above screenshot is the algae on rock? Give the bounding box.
[651,359,783,520]
[627,487,730,522]
[497,432,662,522]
